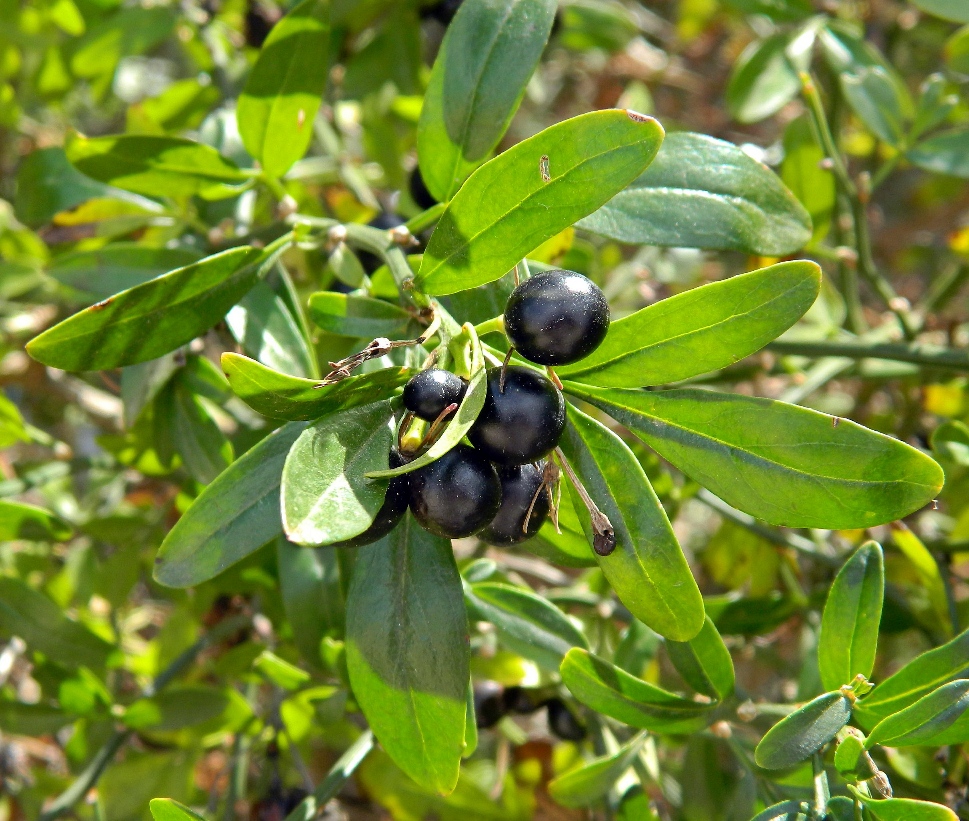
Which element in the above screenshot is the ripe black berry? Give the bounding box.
[403,369,466,421]
[504,270,610,366]
[468,366,565,465]
[503,686,548,715]
[409,444,501,538]
[330,449,409,548]
[421,0,463,25]
[478,462,550,545]
[546,699,586,741]
[358,213,405,274]
[409,167,438,210]
[473,680,506,729]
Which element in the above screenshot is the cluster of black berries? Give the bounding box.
[474,681,586,740]
[343,270,609,548]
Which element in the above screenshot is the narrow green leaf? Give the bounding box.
[307,292,414,339]
[284,731,375,821]
[560,648,716,733]
[222,353,411,421]
[255,650,311,689]
[841,66,907,146]
[727,32,812,123]
[865,680,969,748]
[0,700,76,736]
[850,789,958,821]
[0,392,28,449]
[237,0,331,178]
[277,539,344,668]
[15,146,116,228]
[166,378,233,485]
[149,798,207,821]
[66,133,251,197]
[417,0,557,200]
[559,405,704,641]
[228,281,316,379]
[750,802,811,821]
[154,422,305,587]
[27,247,262,372]
[47,244,203,299]
[0,500,73,541]
[932,420,969,466]
[818,541,884,691]
[666,616,735,701]
[123,686,230,731]
[754,691,852,769]
[577,134,812,255]
[465,581,589,671]
[416,109,664,295]
[892,524,952,637]
[565,384,945,530]
[346,520,469,795]
[558,261,820,387]
[908,130,969,178]
[911,0,969,23]
[548,732,646,808]
[281,401,395,546]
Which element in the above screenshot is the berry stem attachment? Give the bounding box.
[498,347,515,393]
[554,447,616,556]
[546,367,563,390]
[523,460,560,534]
[418,402,459,453]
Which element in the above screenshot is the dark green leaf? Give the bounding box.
[280,401,395,546]
[154,422,305,587]
[0,500,73,541]
[931,420,969,466]
[666,616,735,700]
[416,109,664,295]
[237,0,330,179]
[149,798,207,821]
[307,292,414,339]
[66,133,252,198]
[558,261,820,387]
[559,405,704,641]
[750,801,811,821]
[850,790,958,821]
[228,281,316,379]
[865,679,969,748]
[166,377,233,485]
[818,541,884,691]
[0,700,76,735]
[223,353,411,421]
[27,247,262,372]
[123,686,230,731]
[841,66,908,146]
[465,581,589,671]
[726,32,812,124]
[548,732,646,808]
[346,520,469,794]
[911,0,969,23]
[754,691,852,769]
[908,130,969,178]
[578,134,812,255]
[417,0,557,200]
[0,577,115,670]
[565,385,945,530]
[278,539,344,668]
[560,648,716,733]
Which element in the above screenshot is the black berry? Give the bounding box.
[503,686,548,715]
[409,167,438,210]
[421,0,463,25]
[546,699,586,741]
[403,369,466,421]
[473,680,506,729]
[468,366,565,465]
[504,270,610,366]
[478,462,550,545]
[358,213,405,274]
[329,450,409,548]
[409,444,501,538]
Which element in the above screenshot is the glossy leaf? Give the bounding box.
[27,247,262,371]
[558,261,820,387]
[560,648,716,733]
[149,799,207,821]
[865,679,969,748]
[222,353,410,421]
[65,133,251,198]
[237,0,330,179]
[0,500,73,541]
[346,520,469,795]
[307,292,414,339]
[851,790,958,821]
[577,134,812,255]
[154,422,305,587]
[416,109,664,295]
[818,541,884,691]
[281,401,395,546]
[559,405,704,641]
[754,691,852,769]
[417,0,557,201]
[47,244,203,299]
[565,384,945,530]
[666,616,735,701]
[727,32,812,123]
[277,539,343,668]
[227,281,315,379]
[908,130,969,178]
[548,732,646,808]
[465,581,589,671]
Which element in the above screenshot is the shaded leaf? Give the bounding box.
[727,32,812,123]
[754,691,852,769]
[123,686,230,731]
[0,500,73,541]
[865,679,969,748]
[850,789,958,821]
[307,292,414,339]
[548,732,646,808]
[47,244,202,299]
[0,700,76,735]
[911,0,969,23]
[908,130,969,179]
[750,802,811,821]
[277,539,344,668]
[666,616,735,701]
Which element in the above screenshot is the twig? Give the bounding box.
[767,339,969,371]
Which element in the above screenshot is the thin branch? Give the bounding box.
[768,339,969,372]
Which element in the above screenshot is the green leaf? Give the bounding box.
[548,732,646,808]
[865,679,969,748]
[47,244,203,300]
[149,798,207,821]
[66,133,252,198]
[465,581,589,671]
[908,130,969,178]
[254,650,311,689]
[911,0,969,23]
[227,281,316,379]
[850,790,958,821]
[0,392,28,448]
[14,146,117,228]
[754,691,852,769]
[0,700,76,735]
[27,247,263,372]
[166,377,233,485]
[222,353,411,421]
[417,0,557,201]
[932,420,969,466]
[237,0,331,179]
[416,109,664,296]
[577,133,812,255]
[750,802,811,821]
[123,686,230,731]
[834,734,867,777]
[726,32,812,124]
[0,577,115,670]
[154,422,305,588]
[565,385,945,530]
[559,405,703,641]
[346,520,469,795]
[782,116,836,244]
[281,401,395,546]
[277,539,343,668]
[560,648,716,733]
[818,541,884,691]
[841,66,907,147]
[307,292,414,339]
[666,616,735,701]
[892,524,951,637]
[558,261,820,387]
[0,500,73,541]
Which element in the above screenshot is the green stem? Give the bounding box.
[473,315,506,337]
[343,222,429,310]
[259,172,289,203]
[813,753,830,818]
[284,731,375,821]
[767,339,969,371]
[405,202,446,235]
[915,262,969,319]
